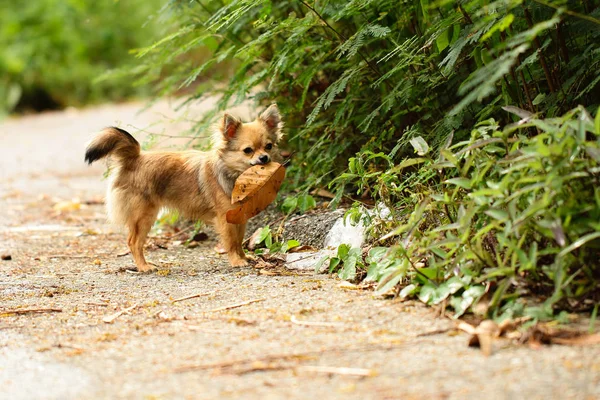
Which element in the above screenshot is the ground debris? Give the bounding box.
[172,290,218,303]
[459,317,600,355]
[297,365,376,377]
[102,303,138,323]
[290,315,345,328]
[0,307,62,316]
[205,298,265,313]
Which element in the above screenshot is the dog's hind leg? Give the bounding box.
[127,204,159,272]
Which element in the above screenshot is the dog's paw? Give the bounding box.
[230,258,249,268]
[127,263,158,274]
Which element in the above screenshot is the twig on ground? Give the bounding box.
[297,366,375,376]
[290,315,345,327]
[102,304,138,324]
[55,343,85,351]
[175,352,314,373]
[175,343,395,373]
[0,308,62,316]
[172,290,218,303]
[84,302,109,307]
[205,298,265,313]
[46,254,99,259]
[416,328,453,337]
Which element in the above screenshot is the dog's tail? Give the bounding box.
[85,127,140,165]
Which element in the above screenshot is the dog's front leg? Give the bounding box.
[215,215,248,267]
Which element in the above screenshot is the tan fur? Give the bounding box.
[86,105,283,272]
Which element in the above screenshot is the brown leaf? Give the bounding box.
[226,162,285,224]
[311,188,336,199]
[287,245,317,253]
[551,334,600,346]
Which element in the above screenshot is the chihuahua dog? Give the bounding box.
[85,104,283,272]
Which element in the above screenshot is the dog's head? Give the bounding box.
[216,104,284,173]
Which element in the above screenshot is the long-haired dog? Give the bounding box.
[85,104,283,272]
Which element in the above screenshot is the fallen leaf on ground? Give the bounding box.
[460,318,600,354]
[288,245,317,253]
[310,188,336,199]
[53,199,81,212]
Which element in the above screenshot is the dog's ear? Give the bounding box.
[258,104,281,130]
[221,113,241,140]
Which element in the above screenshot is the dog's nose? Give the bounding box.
[258,154,270,164]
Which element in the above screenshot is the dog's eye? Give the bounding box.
[265,143,273,150]
[243,147,253,154]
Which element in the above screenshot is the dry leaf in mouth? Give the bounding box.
[226,162,285,224]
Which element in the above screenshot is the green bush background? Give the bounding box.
[0,0,165,114]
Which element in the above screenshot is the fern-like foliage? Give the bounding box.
[126,0,600,190]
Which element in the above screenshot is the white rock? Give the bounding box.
[285,250,334,272]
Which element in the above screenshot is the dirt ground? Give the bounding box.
[1,101,599,400]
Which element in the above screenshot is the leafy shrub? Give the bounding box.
[130,0,599,193]
[341,107,600,319]
[0,0,166,114]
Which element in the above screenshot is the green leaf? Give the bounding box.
[418,283,437,304]
[558,232,600,258]
[339,254,357,280]
[481,14,515,42]
[328,257,341,273]
[446,276,465,294]
[337,244,351,260]
[399,284,417,299]
[282,240,300,253]
[485,209,509,221]
[595,106,600,135]
[281,197,298,214]
[314,255,330,273]
[409,136,430,156]
[297,194,317,213]
[375,269,405,294]
[451,285,485,318]
[445,178,471,189]
[256,226,272,245]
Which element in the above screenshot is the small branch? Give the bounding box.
[416,328,453,337]
[102,304,138,324]
[298,0,385,79]
[291,315,345,327]
[172,290,218,303]
[524,8,556,93]
[297,366,375,377]
[175,343,396,373]
[531,0,600,25]
[45,254,98,259]
[204,298,265,313]
[1,308,62,316]
[175,353,312,373]
[84,302,109,307]
[517,54,535,112]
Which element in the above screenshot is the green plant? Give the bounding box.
[281,194,317,214]
[348,106,600,320]
[252,226,301,254]
[315,243,364,280]
[129,0,599,191]
[0,0,166,114]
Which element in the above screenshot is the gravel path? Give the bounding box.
[1,102,599,400]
